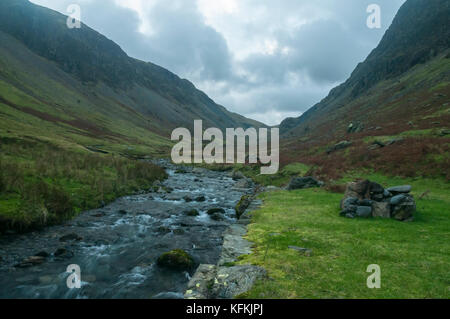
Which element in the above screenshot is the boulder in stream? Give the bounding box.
[157,249,195,271]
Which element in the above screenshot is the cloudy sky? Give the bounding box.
[31,0,405,125]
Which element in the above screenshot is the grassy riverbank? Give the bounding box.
[0,137,167,233]
[237,171,450,298]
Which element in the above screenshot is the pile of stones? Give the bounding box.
[340,180,416,222]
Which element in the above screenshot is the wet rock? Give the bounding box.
[387,185,412,194]
[288,176,322,190]
[54,248,74,259]
[195,196,206,202]
[232,171,245,181]
[157,226,171,234]
[356,206,372,218]
[207,208,226,215]
[35,251,50,258]
[157,249,195,271]
[372,202,391,218]
[59,233,83,242]
[92,212,106,218]
[235,195,253,219]
[210,213,225,221]
[173,229,185,235]
[183,196,193,203]
[118,210,128,215]
[15,256,46,268]
[184,209,200,217]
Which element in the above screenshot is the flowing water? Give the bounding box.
[0,163,253,299]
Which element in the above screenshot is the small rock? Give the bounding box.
[327,141,352,154]
[119,210,128,215]
[173,229,185,235]
[288,177,322,190]
[184,209,200,217]
[195,196,206,202]
[232,171,245,181]
[210,213,225,221]
[157,226,171,234]
[54,248,74,259]
[183,196,193,203]
[356,206,372,218]
[59,233,83,242]
[207,208,226,215]
[372,202,391,218]
[358,199,373,207]
[390,195,407,205]
[387,185,412,194]
[35,251,50,258]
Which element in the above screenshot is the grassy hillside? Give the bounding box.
[237,173,449,299]
[0,137,167,233]
[279,0,449,180]
[280,53,450,180]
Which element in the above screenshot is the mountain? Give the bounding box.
[0,0,263,157]
[279,0,450,179]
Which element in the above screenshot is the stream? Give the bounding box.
[0,162,254,299]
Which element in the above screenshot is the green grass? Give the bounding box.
[237,174,450,299]
[230,162,312,187]
[0,137,167,233]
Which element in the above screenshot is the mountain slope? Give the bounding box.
[279,0,450,179]
[0,0,263,158]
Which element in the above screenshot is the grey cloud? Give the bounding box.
[30,0,406,125]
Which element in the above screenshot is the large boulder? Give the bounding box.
[157,249,195,271]
[288,177,322,190]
